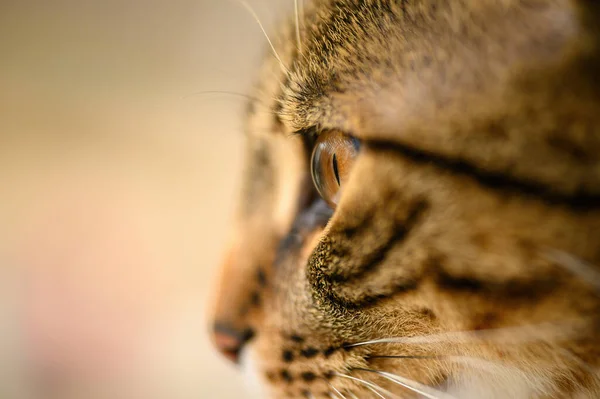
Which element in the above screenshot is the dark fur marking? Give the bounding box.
[338,209,376,239]
[283,350,295,362]
[300,347,319,358]
[323,346,337,357]
[366,139,600,210]
[341,281,420,309]
[342,342,354,351]
[250,291,261,306]
[331,199,429,284]
[301,371,317,382]
[308,233,425,311]
[309,263,422,312]
[290,334,305,343]
[547,135,594,163]
[419,308,437,321]
[257,268,267,287]
[280,369,293,383]
[399,0,407,16]
[434,261,559,301]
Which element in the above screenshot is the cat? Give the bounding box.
[210,1,600,398]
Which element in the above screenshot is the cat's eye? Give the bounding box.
[311,130,360,208]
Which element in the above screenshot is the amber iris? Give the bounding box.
[310,131,360,208]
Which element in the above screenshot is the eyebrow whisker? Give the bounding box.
[294,0,303,53]
[233,0,290,74]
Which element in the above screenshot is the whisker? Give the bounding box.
[369,355,441,360]
[369,353,530,380]
[327,381,349,399]
[356,368,456,399]
[365,385,390,399]
[294,0,302,53]
[347,321,583,348]
[333,373,398,399]
[545,248,600,292]
[369,353,529,380]
[182,90,278,113]
[232,0,290,74]
[182,90,264,104]
[347,392,360,399]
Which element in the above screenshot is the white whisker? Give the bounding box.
[545,248,600,291]
[294,0,303,53]
[333,373,398,399]
[358,368,456,399]
[365,385,390,399]
[183,90,271,108]
[369,355,441,360]
[327,382,349,399]
[347,392,360,399]
[347,321,583,348]
[233,0,290,73]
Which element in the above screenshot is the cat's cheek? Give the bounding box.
[271,135,308,236]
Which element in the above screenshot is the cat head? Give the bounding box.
[210,1,600,397]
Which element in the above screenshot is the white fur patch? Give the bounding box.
[239,347,268,399]
[446,357,548,399]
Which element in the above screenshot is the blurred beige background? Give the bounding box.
[0,1,287,398]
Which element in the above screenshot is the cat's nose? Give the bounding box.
[211,323,255,364]
[209,239,272,364]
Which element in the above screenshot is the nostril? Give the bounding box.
[212,323,255,364]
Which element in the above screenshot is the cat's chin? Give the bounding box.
[239,346,268,399]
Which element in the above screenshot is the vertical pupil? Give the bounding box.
[332,153,340,186]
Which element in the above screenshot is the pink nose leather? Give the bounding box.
[211,324,255,364]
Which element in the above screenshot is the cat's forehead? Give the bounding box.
[249,0,580,140]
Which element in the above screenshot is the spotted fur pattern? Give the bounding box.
[211,1,600,397]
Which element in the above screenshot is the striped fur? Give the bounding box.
[211,1,600,397]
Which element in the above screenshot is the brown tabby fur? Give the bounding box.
[211,0,600,397]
